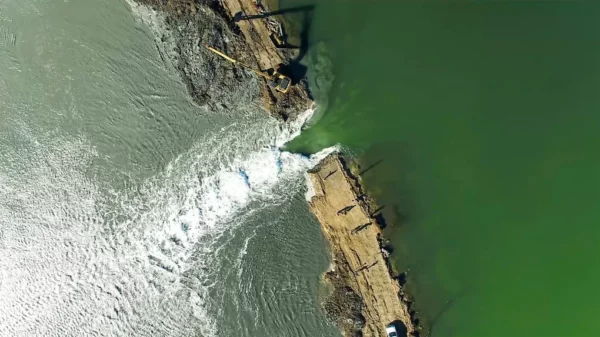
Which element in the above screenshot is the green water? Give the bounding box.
[288,1,600,336]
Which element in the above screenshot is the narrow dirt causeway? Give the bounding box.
[308,154,415,337]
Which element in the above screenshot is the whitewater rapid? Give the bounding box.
[0,1,336,336]
[0,106,335,337]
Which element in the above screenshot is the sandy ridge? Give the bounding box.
[308,154,415,337]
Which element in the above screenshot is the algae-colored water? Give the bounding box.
[287,1,600,336]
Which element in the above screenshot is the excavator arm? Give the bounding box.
[203,44,291,94]
[203,45,269,79]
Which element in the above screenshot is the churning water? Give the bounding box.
[0,0,338,336]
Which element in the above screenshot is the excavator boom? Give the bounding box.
[203,45,268,79]
[203,44,292,94]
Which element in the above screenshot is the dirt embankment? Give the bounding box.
[308,154,421,337]
[129,1,421,335]
[131,0,312,120]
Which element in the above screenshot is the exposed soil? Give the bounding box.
[128,1,421,336]
[308,154,421,337]
[131,0,312,120]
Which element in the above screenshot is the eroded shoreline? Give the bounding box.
[129,1,421,336]
[132,0,312,120]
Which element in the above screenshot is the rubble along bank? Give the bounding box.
[129,1,421,336]
[132,0,312,120]
[308,154,421,337]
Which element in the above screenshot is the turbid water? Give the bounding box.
[5,0,600,336]
[0,0,339,336]
[288,1,600,336]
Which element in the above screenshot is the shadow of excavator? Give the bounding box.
[426,289,470,337]
[233,5,315,85]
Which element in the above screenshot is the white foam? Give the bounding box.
[274,104,317,147]
[0,2,337,336]
[304,146,340,201]
[129,108,334,269]
[0,112,336,337]
[305,173,317,201]
[95,108,335,337]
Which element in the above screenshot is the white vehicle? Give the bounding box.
[385,324,398,337]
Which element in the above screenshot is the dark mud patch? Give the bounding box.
[131,0,312,120]
[323,253,365,337]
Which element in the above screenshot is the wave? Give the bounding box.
[0,1,337,336]
[0,105,335,337]
[103,109,336,336]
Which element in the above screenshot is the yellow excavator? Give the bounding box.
[203,44,292,94]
